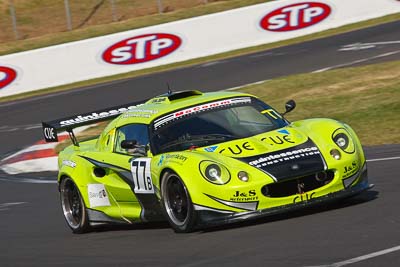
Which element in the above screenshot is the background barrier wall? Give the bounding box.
[0,0,399,98]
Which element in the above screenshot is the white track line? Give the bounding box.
[307,245,400,267]
[313,50,400,73]
[0,178,57,184]
[199,60,225,67]
[339,40,400,51]
[0,202,27,211]
[366,156,400,162]
[223,79,270,91]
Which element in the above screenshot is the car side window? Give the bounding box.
[114,124,149,155]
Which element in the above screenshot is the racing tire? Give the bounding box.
[59,177,91,234]
[161,172,197,233]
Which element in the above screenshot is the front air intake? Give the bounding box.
[261,170,335,198]
[167,90,203,101]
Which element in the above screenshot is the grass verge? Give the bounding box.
[241,60,400,146]
[2,12,400,104]
[55,59,400,153]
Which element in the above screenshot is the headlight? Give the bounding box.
[332,128,355,154]
[330,149,341,160]
[334,133,348,149]
[237,171,249,182]
[199,161,231,185]
[206,164,221,181]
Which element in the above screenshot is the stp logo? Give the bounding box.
[260,2,331,32]
[0,66,17,89]
[102,33,182,65]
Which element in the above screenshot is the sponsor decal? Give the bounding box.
[131,158,154,194]
[0,66,17,89]
[157,155,165,166]
[343,161,358,179]
[206,194,259,211]
[122,109,158,118]
[293,192,315,203]
[157,154,187,166]
[230,190,258,202]
[261,135,295,146]
[242,139,325,182]
[122,113,151,118]
[62,160,76,168]
[166,154,188,162]
[277,129,290,135]
[153,97,252,130]
[102,33,181,65]
[343,163,365,188]
[260,2,331,32]
[60,104,142,126]
[43,125,57,142]
[150,97,168,104]
[204,145,218,152]
[261,109,282,119]
[249,146,319,167]
[88,184,111,207]
[129,109,158,114]
[219,141,254,155]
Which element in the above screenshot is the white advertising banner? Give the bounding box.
[0,0,399,98]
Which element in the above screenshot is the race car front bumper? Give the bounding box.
[195,175,373,229]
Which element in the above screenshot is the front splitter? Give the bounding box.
[195,181,373,229]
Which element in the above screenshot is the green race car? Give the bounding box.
[42,90,371,233]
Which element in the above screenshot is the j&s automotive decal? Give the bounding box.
[0,66,17,89]
[102,33,182,65]
[260,2,331,32]
[231,190,258,202]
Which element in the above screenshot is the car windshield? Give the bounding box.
[151,97,287,154]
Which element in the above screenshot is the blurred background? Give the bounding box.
[0,0,215,42]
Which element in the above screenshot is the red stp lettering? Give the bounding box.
[0,66,17,89]
[260,2,331,32]
[102,33,181,65]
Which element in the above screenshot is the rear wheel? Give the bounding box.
[161,172,196,233]
[59,177,90,234]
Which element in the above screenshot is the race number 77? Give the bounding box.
[130,158,154,194]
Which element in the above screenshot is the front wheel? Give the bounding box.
[161,172,196,233]
[59,177,90,234]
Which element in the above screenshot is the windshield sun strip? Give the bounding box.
[152,97,252,131]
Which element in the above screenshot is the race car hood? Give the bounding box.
[204,127,308,157]
[201,127,326,182]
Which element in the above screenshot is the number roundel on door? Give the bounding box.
[130,158,154,194]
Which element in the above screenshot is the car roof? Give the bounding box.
[109,90,254,129]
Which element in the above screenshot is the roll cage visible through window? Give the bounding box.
[114,123,150,156]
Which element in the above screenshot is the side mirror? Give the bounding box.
[283,100,296,116]
[121,139,137,149]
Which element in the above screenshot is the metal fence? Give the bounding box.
[1,0,213,43]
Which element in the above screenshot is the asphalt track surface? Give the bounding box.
[1,21,400,266]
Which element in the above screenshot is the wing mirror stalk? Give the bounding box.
[281,99,296,116]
